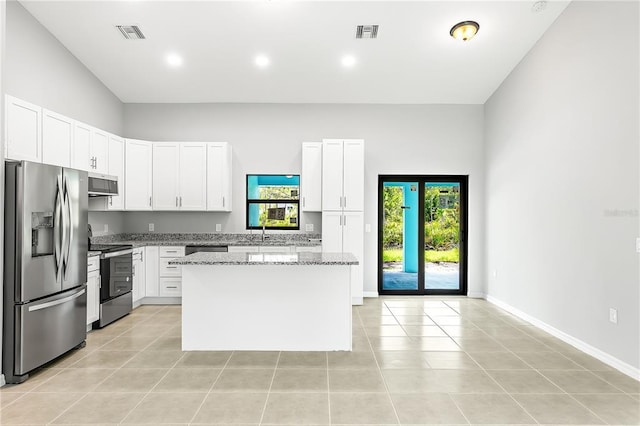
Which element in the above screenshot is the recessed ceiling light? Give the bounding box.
[341,55,357,68]
[449,21,480,41]
[166,53,183,67]
[255,55,270,68]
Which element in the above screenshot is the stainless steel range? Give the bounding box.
[90,244,133,328]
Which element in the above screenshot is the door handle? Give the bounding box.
[222,196,225,207]
[53,176,63,283]
[29,289,86,312]
[149,196,152,207]
[62,176,72,279]
[175,196,178,207]
[109,196,113,206]
[179,196,182,207]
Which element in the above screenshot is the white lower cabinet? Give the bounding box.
[144,246,159,297]
[159,246,185,298]
[87,256,100,326]
[295,246,322,253]
[228,246,298,253]
[132,248,146,307]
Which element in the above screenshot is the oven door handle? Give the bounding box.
[100,249,134,259]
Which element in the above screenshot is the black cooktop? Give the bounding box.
[89,244,133,253]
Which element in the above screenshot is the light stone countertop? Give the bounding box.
[169,251,358,266]
[91,232,322,248]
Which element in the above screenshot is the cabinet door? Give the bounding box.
[342,139,364,211]
[73,121,91,171]
[86,271,100,325]
[90,127,109,174]
[342,211,364,303]
[207,142,232,211]
[179,143,207,210]
[42,109,72,167]
[145,246,159,297]
[322,140,344,211]
[125,139,153,210]
[132,249,146,304]
[5,95,42,162]
[152,143,180,210]
[107,135,125,210]
[301,142,322,212]
[321,211,343,253]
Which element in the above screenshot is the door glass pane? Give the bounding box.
[382,182,419,291]
[424,182,460,290]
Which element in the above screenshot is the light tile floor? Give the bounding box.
[0,297,638,425]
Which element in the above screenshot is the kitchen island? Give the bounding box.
[170,251,358,351]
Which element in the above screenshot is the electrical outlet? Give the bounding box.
[492,269,498,278]
[216,224,222,232]
[305,223,314,232]
[148,223,154,232]
[103,224,108,233]
[636,237,640,253]
[609,308,618,324]
[365,224,371,233]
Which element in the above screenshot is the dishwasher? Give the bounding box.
[185,245,228,255]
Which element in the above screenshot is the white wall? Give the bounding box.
[124,103,485,297]
[485,1,639,371]
[0,0,6,386]
[5,1,123,134]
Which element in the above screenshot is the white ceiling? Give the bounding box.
[19,0,570,104]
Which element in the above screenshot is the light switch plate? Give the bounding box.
[609,308,618,324]
[216,224,222,232]
[149,223,154,232]
[636,237,640,253]
[365,224,371,233]
[305,223,314,232]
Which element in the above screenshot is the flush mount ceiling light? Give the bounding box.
[255,55,270,68]
[341,55,357,68]
[449,20,480,41]
[166,53,183,67]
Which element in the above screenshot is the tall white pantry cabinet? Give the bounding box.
[321,139,365,305]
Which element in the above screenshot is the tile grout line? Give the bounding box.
[257,351,281,426]
[117,306,190,425]
[187,350,232,425]
[366,301,406,426]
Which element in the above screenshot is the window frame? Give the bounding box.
[245,174,301,231]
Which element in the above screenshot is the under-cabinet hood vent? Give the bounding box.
[116,25,146,40]
[356,25,379,39]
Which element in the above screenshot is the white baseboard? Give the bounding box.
[487,295,640,381]
[352,297,363,305]
[363,291,379,298]
[467,291,486,299]
[0,374,5,387]
[141,297,182,305]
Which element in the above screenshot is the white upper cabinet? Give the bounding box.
[42,109,73,168]
[5,95,42,163]
[301,142,322,212]
[125,139,153,210]
[107,135,125,210]
[89,127,109,174]
[342,140,365,211]
[206,142,232,211]
[72,121,91,171]
[322,139,364,212]
[179,143,207,210]
[152,143,180,210]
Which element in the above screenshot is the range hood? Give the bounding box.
[88,173,118,197]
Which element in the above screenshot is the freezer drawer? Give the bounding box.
[15,286,87,375]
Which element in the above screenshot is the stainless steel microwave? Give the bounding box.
[88,173,118,197]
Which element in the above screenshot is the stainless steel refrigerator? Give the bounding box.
[3,161,88,384]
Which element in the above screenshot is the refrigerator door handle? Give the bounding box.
[53,176,63,282]
[62,176,72,278]
[28,288,86,312]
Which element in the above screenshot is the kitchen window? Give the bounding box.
[246,174,300,230]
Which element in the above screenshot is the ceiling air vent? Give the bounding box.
[116,25,146,40]
[356,25,379,39]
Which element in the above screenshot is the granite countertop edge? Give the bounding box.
[91,233,322,248]
[169,252,358,266]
